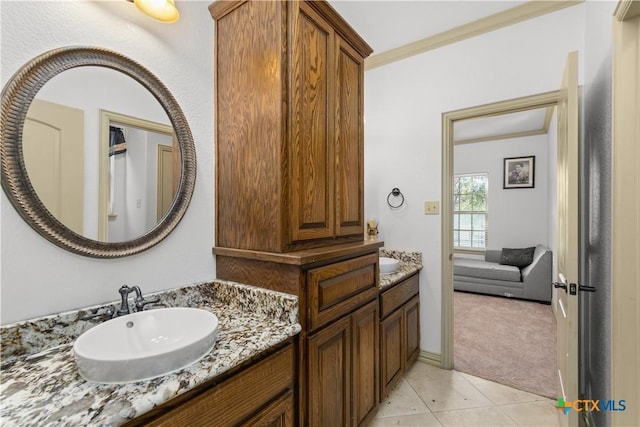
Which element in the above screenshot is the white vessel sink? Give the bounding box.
[73,307,218,384]
[380,256,400,274]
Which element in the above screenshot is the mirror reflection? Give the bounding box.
[23,66,178,242]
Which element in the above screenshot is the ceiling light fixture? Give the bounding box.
[126,0,179,23]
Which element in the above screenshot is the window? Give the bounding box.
[453,174,488,250]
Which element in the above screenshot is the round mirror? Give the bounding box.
[1,46,196,258]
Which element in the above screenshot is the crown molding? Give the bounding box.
[365,0,584,71]
[614,0,640,21]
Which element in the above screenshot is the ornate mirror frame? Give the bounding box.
[1,46,196,258]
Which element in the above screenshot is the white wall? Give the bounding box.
[454,134,549,251]
[0,0,215,323]
[364,5,586,354]
[35,67,171,240]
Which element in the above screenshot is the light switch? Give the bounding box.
[424,201,439,215]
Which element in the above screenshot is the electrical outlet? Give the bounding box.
[424,201,439,215]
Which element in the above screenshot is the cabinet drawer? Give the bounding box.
[308,253,378,330]
[145,344,294,426]
[380,273,419,319]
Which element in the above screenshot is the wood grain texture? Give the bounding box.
[307,315,352,427]
[215,255,303,297]
[308,253,378,330]
[244,390,295,427]
[335,36,364,237]
[290,1,335,242]
[404,295,420,367]
[214,240,383,266]
[378,278,420,402]
[215,245,380,425]
[215,0,286,252]
[380,308,404,401]
[379,273,419,319]
[143,344,295,426]
[209,0,246,20]
[305,1,373,57]
[213,0,370,253]
[351,300,379,426]
[210,2,379,423]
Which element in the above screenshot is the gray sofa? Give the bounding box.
[454,245,552,303]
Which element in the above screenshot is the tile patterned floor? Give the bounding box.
[371,362,562,426]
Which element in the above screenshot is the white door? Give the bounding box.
[23,99,84,235]
[156,144,175,222]
[554,50,580,426]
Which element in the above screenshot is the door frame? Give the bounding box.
[611,2,640,425]
[441,90,562,369]
[98,110,173,241]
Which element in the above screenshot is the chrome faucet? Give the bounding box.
[132,285,160,312]
[117,285,160,316]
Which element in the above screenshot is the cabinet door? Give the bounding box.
[308,315,351,426]
[144,344,294,426]
[379,308,404,400]
[404,296,420,367]
[243,390,294,427]
[351,300,379,426]
[335,35,364,237]
[290,1,335,243]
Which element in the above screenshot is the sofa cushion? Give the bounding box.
[484,250,502,263]
[454,258,521,282]
[500,247,536,268]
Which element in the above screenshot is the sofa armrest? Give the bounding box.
[522,245,552,301]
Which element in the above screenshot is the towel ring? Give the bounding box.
[387,188,405,209]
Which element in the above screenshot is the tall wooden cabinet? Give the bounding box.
[211,0,371,253]
[210,1,375,425]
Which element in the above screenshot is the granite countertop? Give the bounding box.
[379,248,423,290]
[0,280,301,427]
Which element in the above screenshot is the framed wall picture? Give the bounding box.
[503,156,535,189]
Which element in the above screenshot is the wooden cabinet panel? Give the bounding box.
[308,316,352,427]
[214,0,287,252]
[380,309,404,399]
[144,344,294,427]
[290,1,335,243]
[308,253,378,330]
[244,390,294,427]
[378,274,420,401]
[380,274,419,318]
[335,36,364,237]
[404,296,420,367]
[351,301,379,426]
[212,0,372,253]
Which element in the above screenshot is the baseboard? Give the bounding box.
[417,350,442,367]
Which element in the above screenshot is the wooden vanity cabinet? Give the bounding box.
[210,0,372,253]
[215,244,382,427]
[126,342,296,427]
[379,274,420,401]
[308,299,379,427]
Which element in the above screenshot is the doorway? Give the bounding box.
[98,110,175,242]
[441,91,563,396]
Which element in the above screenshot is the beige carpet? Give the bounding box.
[454,291,558,399]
